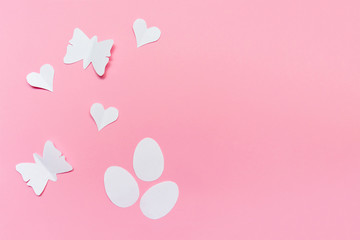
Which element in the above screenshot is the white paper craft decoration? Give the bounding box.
[104,138,179,219]
[140,181,179,219]
[104,166,140,208]
[16,141,73,196]
[133,19,161,47]
[90,103,119,131]
[26,64,54,92]
[64,28,114,76]
[133,138,164,181]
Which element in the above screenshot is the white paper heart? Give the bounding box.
[90,103,119,131]
[26,64,54,92]
[133,19,161,47]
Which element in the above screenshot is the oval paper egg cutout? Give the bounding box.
[104,166,139,208]
[140,181,179,219]
[133,138,164,181]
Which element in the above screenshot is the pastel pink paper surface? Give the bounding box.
[1,0,360,239]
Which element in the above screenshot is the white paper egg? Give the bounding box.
[133,138,164,181]
[104,166,139,208]
[140,181,179,219]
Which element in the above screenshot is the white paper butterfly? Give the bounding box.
[16,141,73,196]
[64,28,114,76]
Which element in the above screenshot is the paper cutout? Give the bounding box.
[16,141,72,196]
[90,103,119,131]
[133,138,164,181]
[140,181,179,219]
[64,28,114,76]
[133,19,161,47]
[26,64,54,92]
[104,166,140,208]
[104,137,179,219]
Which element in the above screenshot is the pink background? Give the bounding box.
[1,0,360,239]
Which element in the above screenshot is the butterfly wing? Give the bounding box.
[16,162,49,196]
[64,28,91,64]
[41,141,73,177]
[91,39,114,76]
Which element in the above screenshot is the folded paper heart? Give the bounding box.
[26,64,54,92]
[133,19,161,47]
[90,103,119,131]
